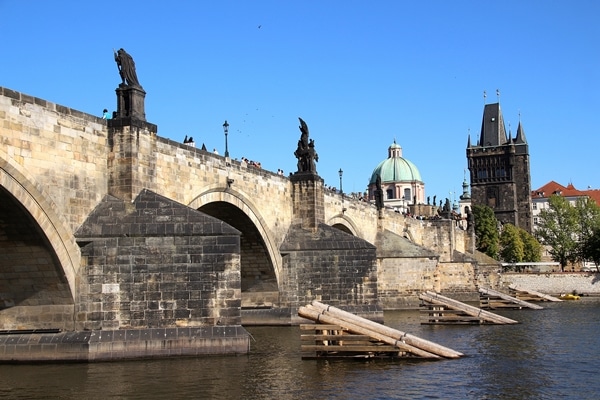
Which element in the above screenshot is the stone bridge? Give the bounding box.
[0,87,496,361]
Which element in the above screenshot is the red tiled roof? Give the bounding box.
[583,189,600,205]
[532,181,600,205]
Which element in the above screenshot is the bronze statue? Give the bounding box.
[114,48,141,87]
[294,117,318,173]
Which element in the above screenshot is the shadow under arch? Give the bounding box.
[327,214,361,237]
[0,151,80,305]
[188,187,282,300]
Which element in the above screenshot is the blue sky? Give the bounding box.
[2,1,599,202]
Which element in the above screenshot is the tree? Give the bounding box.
[500,224,524,263]
[573,196,600,262]
[473,204,499,260]
[535,195,579,270]
[581,227,600,271]
[520,228,542,263]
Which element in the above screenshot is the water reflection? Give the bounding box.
[0,300,598,399]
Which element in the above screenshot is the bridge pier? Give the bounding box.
[274,171,383,324]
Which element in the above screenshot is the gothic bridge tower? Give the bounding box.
[466,101,532,233]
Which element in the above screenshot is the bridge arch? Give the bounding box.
[0,150,79,307]
[327,214,362,237]
[188,186,282,301]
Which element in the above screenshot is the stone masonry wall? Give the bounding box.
[500,273,600,295]
[0,87,109,232]
[280,223,380,322]
[378,257,438,309]
[75,191,242,330]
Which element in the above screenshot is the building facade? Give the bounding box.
[368,140,425,213]
[466,102,532,233]
[531,181,600,269]
[531,181,600,227]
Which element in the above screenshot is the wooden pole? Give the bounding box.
[479,287,544,309]
[308,301,464,358]
[298,306,442,359]
[508,284,563,302]
[420,291,518,324]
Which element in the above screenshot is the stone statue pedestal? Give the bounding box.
[290,172,325,230]
[114,84,146,121]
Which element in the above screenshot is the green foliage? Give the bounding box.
[581,227,600,270]
[500,224,524,263]
[473,204,499,259]
[520,228,542,262]
[573,197,600,262]
[535,195,580,270]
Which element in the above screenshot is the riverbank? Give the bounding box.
[500,271,600,296]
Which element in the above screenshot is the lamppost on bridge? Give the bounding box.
[223,120,230,158]
[339,168,346,213]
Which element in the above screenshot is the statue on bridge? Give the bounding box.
[294,117,319,173]
[465,206,474,230]
[114,48,142,88]
[374,174,384,210]
[112,48,147,121]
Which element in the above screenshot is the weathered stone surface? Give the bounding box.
[0,326,249,362]
[500,273,600,295]
[75,190,242,331]
[280,223,381,322]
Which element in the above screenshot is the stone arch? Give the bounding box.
[327,214,362,237]
[188,187,282,287]
[0,150,79,302]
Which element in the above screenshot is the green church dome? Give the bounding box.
[369,141,422,185]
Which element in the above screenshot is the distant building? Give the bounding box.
[368,140,425,213]
[466,102,532,233]
[531,181,600,268]
[458,173,472,216]
[531,181,600,228]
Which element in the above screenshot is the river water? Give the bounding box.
[0,299,598,400]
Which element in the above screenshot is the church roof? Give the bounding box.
[369,140,422,185]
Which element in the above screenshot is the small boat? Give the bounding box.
[559,293,580,300]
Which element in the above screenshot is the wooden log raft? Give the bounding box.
[508,284,563,302]
[419,291,519,325]
[298,301,464,359]
[479,287,544,310]
[300,324,407,359]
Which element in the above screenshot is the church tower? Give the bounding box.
[466,101,532,233]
